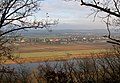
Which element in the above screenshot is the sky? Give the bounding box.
[35,0,105,30]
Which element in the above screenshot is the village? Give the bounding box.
[14,33,110,45]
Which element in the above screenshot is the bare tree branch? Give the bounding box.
[80,0,120,45]
[81,0,120,18]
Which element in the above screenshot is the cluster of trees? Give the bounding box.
[0,49,120,83]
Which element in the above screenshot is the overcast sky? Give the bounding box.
[35,0,105,30]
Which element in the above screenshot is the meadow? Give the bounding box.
[9,43,112,64]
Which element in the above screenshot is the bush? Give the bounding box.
[0,47,120,83]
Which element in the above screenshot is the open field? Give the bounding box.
[5,43,112,64]
[17,43,112,53]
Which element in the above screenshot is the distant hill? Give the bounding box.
[18,29,119,38]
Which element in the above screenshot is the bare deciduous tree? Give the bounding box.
[0,0,58,63]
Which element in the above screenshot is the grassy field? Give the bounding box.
[17,49,106,58]
[5,43,111,64]
[12,49,109,64]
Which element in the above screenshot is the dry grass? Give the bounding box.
[4,43,112,64]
